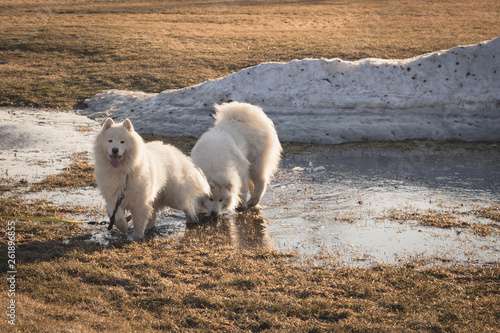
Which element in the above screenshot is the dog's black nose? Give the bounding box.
[210,211,218,217]
[112,148,119,155]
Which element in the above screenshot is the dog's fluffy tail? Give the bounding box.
[213,101,275,129]
[212,101,282,184]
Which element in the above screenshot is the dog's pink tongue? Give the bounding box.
[110,156,120,168]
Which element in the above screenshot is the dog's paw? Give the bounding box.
[246,198,260,208]
[184,208,200,224]
[237,201,248,211]
[145,221,156,230]
[186,215,200,224]
[115,220,129,233]
[130,231,145,241]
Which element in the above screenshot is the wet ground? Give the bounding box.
[81,141,500,267]
[265,142,500,266]
[1,108,498,267]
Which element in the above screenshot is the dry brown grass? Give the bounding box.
[1,2,499,330]
[30,153,96,191]
[1,218,499,332]
[0,143,499,331]
[1,0,499,108]
[387,206,500,236]
[140,133,198,153]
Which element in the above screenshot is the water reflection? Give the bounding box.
[193,209,273,251]
[77,141,499,267]
[262,141,500,266]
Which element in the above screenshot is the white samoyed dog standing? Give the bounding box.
[191,101,282,216]
[94,118,210,240]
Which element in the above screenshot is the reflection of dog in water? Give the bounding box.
[196,209,273,251]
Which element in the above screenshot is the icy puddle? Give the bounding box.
[73,141,500,267]
[2,109,497,266]
[262,142,500,266]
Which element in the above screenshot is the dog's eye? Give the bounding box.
[108,140,113,143]
[120,141,125,144]
[209,198,214,201]
[219,199,223,202]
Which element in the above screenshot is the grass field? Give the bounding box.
[1,0,499,108]
[1,0,500,331]
[1,143,499,332]
[1,218,499,332]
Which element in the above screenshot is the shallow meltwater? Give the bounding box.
[80,141,500,267]
[264,142,500,266]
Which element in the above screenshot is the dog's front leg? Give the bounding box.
[106,201,128,233]
[145,210,157,230]
[184,205,199,223]
[238,171,250,210]
[247,177,267,207]
[112,208,128,233]
[130,204,153,240]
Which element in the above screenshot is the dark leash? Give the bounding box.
[108,174,129,231]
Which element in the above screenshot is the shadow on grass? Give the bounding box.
[0,206,277,273]
[186,208,274,251]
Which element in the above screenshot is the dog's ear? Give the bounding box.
[224,181,233,191]
[102,118,114,130]
[122,119,134,132]
[208,181,216,189]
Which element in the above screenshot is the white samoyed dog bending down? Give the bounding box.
[191,101,282,216]
[94,118,210,240]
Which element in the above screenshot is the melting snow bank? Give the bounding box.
[83,38,500,144]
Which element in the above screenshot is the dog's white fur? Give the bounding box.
[94,118,210,239]
[191,102,282,215]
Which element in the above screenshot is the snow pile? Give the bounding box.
[83,38,500,143]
